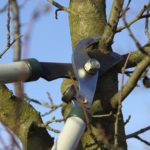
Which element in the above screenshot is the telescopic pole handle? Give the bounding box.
[51,101,86,150]
[0,58,41,83]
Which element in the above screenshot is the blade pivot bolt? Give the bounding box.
[84,58,100,74]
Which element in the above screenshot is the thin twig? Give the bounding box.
[38,123,60,133]
[72,80,91,130]
[47,92,54,106]
[55,8,62,19]
[126,0,132,10]
[48,0,70,19]
[25,94,63,117]
[126,126,150,146]
[117,1,150,32]
[7,0,11,48]
[4,126,21,150]
[45,117,64,125]
[114,53,131,148]
[71,80,105,149]
[111,56,150,108]
[134,136,150,146]
[120,0,132,18]
[92,112,113,118]
[124,115,131,126]
[24,94,62,110]
[126,126,150,139]
[38,117,63,134]
[145,8,150,40]
[48,0,70,13]
[0,36,22,58]
[41,104,62,117]
[122,6,150,56]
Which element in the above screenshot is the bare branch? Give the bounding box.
[38,123,60,134]
[126,126,150,146]
[48,0,70,13]
[45,117,64,125]
[125,0,132,10]
[11,0,21,61]
[37,117,64,134]
[11,0,24,97]
[92,112,113,118]
[7,0,11,47]
[117,1,150,32]
[47,92,54,106]
[111,56,150,108]
[134,136,150,147]
[126,126,150,139]
[42,104,62,117]
[99,0,124,52]
[0,36,22,58]
[24,94,63,111]
[114,53,130,148]
[122,8,150,56]
[4,127,21,150]
[124,115,131,126]
[145,8,150,40]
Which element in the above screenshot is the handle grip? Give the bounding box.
[0,58,41,83]
[52,102,85,150]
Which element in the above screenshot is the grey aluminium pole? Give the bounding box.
[51,101,86,150]
[0,59,41,83]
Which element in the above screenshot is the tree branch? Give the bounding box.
[145,8,150,40]
[126,126,150,139]
[117,1,150,32]
[0,84,53,149]
[134,136,150,147]
[11,0,24,98]
[117,42,150,70]
[126,126,150,146]
[111,56,150,108]
[99,0,124,52]
[48,0,70,13]
[0,36,22,58]
[114,53,130,148]
[122,7,150,56]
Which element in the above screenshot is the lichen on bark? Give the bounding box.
[0,84,53,150]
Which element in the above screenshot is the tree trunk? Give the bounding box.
[61,0,127,149]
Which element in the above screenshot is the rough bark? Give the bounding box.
[61,0,127,149]
[0,84,53,150]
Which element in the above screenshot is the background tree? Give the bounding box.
[0,0,150,150]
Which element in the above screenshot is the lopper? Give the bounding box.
[0,36,122,150]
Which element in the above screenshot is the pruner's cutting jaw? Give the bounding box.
[63,36,122,108]
[68,36,101,108]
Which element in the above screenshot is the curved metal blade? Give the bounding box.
[72,36,100,107]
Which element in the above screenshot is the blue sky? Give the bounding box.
[0,0,150,149]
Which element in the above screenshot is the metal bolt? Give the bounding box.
[62,85,76,103]
[84,58,100,74]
